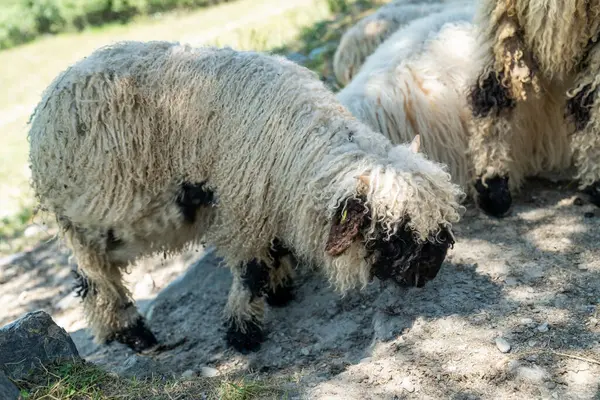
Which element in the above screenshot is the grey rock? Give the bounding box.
[537,322,549,332]
[0,370,19,400]
[181,369,195,379]
[495,337,511,353]
[0,311,80,379]
[200,366,219,377]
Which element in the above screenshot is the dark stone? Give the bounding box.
[0,370,19,400]
[474,176,512,217]
[0,311,80,380]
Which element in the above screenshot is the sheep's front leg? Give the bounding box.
[567,48,600,207]
[71,255,157,352]
[65,225,157,352]
[224,260,269,353]
[467,7,539,217]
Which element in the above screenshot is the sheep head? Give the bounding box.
[324,193,454,288]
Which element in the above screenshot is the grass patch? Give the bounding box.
[16,360,293,400]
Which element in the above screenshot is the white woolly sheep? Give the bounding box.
[336,7,476,195]
[338,1,600,216]
[466,0,600,217]
[332,0,472,87]
[27,41,463,353]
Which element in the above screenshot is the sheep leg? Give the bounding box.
[64,225,157,352]
[566,49,600,207]
[467,5,539,217]
[224,261,268,353]
[265,239,296,307]
[72,259,157,352]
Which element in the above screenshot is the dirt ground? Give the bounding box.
[1,178,599,399]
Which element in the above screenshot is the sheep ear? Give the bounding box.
[325,198,369,256]
[409,134,421,153]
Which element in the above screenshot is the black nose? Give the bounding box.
[475,176,512,217]
[395,227,454,288]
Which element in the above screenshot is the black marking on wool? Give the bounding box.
[367,221,454,288]
[468,71,516,118]
[241,238,297,303]
[241,259,270,301]
[106,228,123,251]
[566,83,598,132]
[72,268,94,299]
[106,317,158,352]
[474,175,512,217]
[177,181,215,224]
[225,316,264,354]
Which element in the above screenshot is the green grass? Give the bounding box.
[15,360,292,399]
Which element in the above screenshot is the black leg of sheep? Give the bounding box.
[224,239,297,353]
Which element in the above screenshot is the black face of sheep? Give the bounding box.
[368,224,454,288]
[325,197,455,288]
[474,175,512,218]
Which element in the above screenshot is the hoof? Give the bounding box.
[225,318,264,354]
[583,181,600,207]
[474,176,512,217]
[265,282,295,307]
[107,317,158,352]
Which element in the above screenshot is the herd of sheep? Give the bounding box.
[26,0,600,353]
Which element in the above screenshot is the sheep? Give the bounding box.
[332,0,473,87]
[27,40,464,353]
[466,0,600,216]
[336,7,476,196]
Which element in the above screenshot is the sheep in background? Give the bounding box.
[467,0,600,216]
[28,41,463,353]
[332,0,473,87]
[336,7,476,195]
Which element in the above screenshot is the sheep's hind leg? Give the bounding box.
[265,239,296,307]
[66,227,157,352]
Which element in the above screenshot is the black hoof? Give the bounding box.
[107,317,158,352]
[265,281,295,307]
[225,318,264,354]
[583,181,600,207]
[474,175,512,217]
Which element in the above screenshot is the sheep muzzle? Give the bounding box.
[368,224,454,288]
